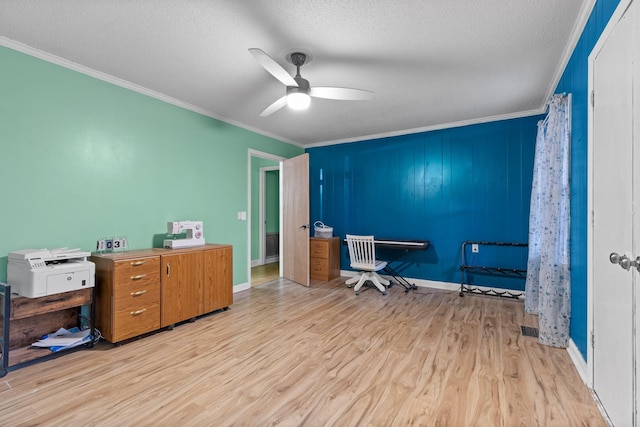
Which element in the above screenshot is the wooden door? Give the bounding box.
[203,246,233,313]
[161,252,203,327]
[282,153,310,286]
[591,1,639,425]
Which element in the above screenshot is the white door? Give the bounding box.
[282,153,310,286]
[591,1,639,425]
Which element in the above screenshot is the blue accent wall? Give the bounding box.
[554,0,619,359]
[308,116,541,290]
[308,0,621,363]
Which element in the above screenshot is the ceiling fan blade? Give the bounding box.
[260,96,288,117]
[310,87,374,101]
[249,48,298,87]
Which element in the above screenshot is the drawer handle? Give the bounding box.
[130,308,147,316]
[130,260,146,266]
[130,274,147,280]
[130,289,148,297]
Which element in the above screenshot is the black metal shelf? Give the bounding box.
[0,283,9,377]
[459,241,527,299]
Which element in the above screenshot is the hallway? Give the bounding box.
[251,262,279,286]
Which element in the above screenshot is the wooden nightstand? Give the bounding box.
[309,237,340,281]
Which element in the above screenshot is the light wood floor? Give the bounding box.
[0,278,605,426]
[251,262,279,286]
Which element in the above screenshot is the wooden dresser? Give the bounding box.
[309,237,340,281]
[90,244,232,344]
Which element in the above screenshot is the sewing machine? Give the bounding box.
[163,220,205,249]
[8,248,95,298]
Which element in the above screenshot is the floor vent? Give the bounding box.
[521,326,539,337]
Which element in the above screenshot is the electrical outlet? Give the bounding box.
[472,244,479,253]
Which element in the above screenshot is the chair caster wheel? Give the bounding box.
[382,292,387,296]
[355,292,359,295]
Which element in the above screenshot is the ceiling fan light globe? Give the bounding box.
[287,92,311,110]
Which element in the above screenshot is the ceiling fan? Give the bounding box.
[248,48,374,117]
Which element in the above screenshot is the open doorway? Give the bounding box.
[248,150,283,286]
[253,166,279,286]
[260,166,280,265]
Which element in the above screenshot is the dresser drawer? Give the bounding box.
[310,257,329,276]
[310,237,340,281]
[112,281,160,341]
[310,239,329,258]
[113,257,160,287]
[112,302,161,342]
[113,281,160,309]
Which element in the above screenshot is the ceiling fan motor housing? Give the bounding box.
[287,76,310,95]
[286,76,311,110]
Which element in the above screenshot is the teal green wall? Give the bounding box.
[265,170,279,233]
[250,157,279,261]
[0,46,303,286]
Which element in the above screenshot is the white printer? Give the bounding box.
[8,248,95,298]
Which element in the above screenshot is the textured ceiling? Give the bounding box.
[0,0,592,147]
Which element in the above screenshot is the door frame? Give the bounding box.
[587,0,634,389]
[248,149,284,284]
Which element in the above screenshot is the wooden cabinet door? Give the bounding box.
[203,246,233,313]
[161,252,203,327]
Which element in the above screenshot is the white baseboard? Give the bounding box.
[233,282,251,293]
[251,257,279,268]
[265,255,279,264]
[567,338,590,386]
[340,271,523,297]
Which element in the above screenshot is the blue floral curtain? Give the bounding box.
[525,93,571,348]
